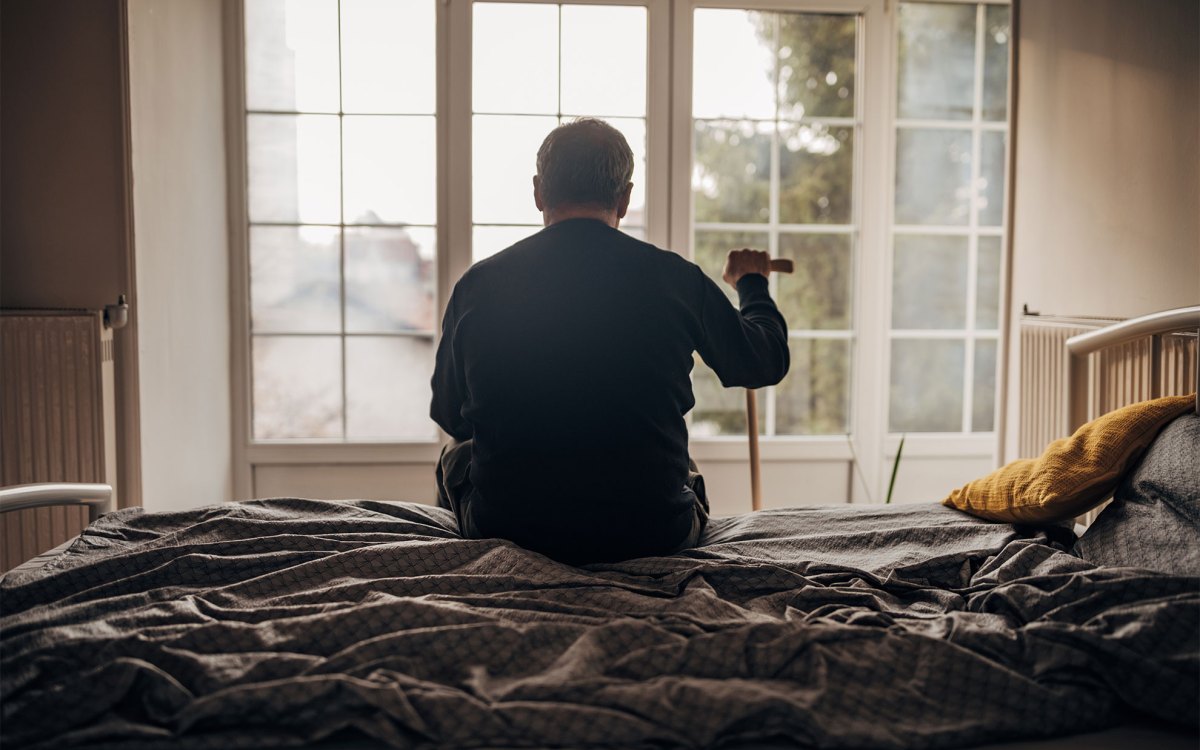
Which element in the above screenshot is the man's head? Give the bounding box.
[533,118,634,226]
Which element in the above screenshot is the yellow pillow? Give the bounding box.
[943,394,1196,523]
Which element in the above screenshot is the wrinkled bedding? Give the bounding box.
[1,500,1197,749]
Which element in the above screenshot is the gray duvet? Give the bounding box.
[1,500,1197,749]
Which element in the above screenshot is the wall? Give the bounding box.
[127,0,233,511]
[1,0,130,311]
[0,0,141,506]
[1004,0,1200,460]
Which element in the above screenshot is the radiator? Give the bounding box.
[0,311,116,573]
[1018,316,1111,458]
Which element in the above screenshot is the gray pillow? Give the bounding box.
[1074,411,1199,575]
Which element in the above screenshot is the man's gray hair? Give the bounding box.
[535,118,634,211]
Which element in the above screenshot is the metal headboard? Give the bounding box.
[1065,305,1200,432]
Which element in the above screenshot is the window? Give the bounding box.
[689,9,858,437]
[471,2,649,259]
[232,0,1011,501]
[243,0,438,441]
[889,2,1010,434]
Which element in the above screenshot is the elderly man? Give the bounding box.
[431,118,788,565]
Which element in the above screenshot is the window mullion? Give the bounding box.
[963,2,987,433]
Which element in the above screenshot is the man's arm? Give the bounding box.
[695,250,790,389]
[430,293,472,440]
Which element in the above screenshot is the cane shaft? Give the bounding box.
[746,389,762,511]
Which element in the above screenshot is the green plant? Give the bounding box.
[885,435,906,505]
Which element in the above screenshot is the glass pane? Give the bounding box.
[777,338,850,435]
[244,0,339,112]
[623,227,646,242]
[979,131,1006,226]
[253,335,342,439]
[340,0,435,114]
[897,2,976,120]
[342,116,436,225]
[972,339,997,432]
[982,5,1011,122]
[693,10,775,120]
[693,230,770,306]
[345,227,436,333]
[473,3,558,114]
[691,357,763,437]
[779,124,853,225]
[250,226,340,334]
[560,5,646,117]
[693,120,771,224]
[474,115,557,225]
[889,338,964,432]
[894,128,972,225]
[248,114,341,224]
[777,234,851,330]
[975,236,1001,330]
[346,336,436,439]
[473,225,540,263]
[777,13,857,120]
[604,117,647,227]
[892,234,968,329]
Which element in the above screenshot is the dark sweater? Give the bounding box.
[430,218,789,563]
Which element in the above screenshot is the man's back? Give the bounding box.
[432,218,788,563]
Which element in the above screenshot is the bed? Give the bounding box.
[2,311,1198,750]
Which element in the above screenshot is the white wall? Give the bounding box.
[127,0,233,511]
[1004,0,1200,461]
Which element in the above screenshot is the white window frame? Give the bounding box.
[881,0,1013,470]
[226,0,1010,504]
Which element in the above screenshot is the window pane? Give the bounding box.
[777,338,849,435]
[473,3,558,114]
[691,357,763,437]
[693,10,775,120]
[346,336,436,439]
[245,0,339,112]
[894,128,972,225]
[250,226,340,334]
[976,236,1001,330]
[979,131,1006,226]
[693,120,771,224]
[606,117,647,227]
[473,225,540,263]
[892,234,968,329]
[248,114,341,224]
[777,234,851,330]
[777,13,856,120]
[345,227,435,333]
[693,230,770,306]
[342,116,436,225]
[889,338,964,432]
[972,339,997,432]
[897,2,976,120]
[473,115,556,225]
[779,124,853,225]
[340,0,435,114]
[253,336,342,439]
[561,5,646,117]
[982,6,1011,122]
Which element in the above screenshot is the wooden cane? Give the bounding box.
[748,257,793,512]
